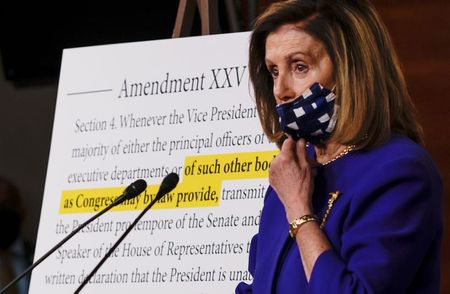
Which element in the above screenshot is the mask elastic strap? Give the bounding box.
[331,85,337,94]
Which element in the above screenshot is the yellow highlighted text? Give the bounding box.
[60,150,278,214]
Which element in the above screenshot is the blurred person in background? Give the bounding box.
[0,176,33,294]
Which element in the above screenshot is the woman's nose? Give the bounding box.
[273,73,296,104]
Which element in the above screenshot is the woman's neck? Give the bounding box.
[314,141,347,165]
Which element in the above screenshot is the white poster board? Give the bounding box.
[30,32,277,293]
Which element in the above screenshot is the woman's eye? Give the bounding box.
[269,67,279,78]
[296,64,308,73]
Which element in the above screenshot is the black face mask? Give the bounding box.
[0,208,21,250]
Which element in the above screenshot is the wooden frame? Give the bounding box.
[172,0,220,37]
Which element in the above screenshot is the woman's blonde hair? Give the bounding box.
[249,0,423,149]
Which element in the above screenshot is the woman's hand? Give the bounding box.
[269,138,314,222]
[270,137,331,280]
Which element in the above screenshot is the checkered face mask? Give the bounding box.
[276,82,338,145]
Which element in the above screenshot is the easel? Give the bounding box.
[172,0,257,37]
[172,0,221,37]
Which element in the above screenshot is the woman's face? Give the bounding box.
[265,24,334,105]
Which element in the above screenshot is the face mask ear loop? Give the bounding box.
[331,85,337,94]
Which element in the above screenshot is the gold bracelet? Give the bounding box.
[289,214,318,238]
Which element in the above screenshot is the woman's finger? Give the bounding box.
[280,136,296,156]
[295,139,309,168]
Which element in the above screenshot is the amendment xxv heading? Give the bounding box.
[118,66,247,98]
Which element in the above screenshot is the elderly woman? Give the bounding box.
[236,0,443,293]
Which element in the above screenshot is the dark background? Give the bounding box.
[0,0,448,292]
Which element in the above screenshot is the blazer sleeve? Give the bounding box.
[307,156,442,293]
[235,234,258,293]
[235,186,274,293]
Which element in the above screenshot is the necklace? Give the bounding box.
[321,144,356,166]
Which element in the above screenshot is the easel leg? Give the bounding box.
[172,0,197,38]
[173,0,220,38]
[197,0,220,35]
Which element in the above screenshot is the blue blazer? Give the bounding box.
[236,135,443,293]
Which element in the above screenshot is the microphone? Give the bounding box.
[75,173,179,293]
[113,179,147,206]
[155,172,179,200]
[0,179,147,294]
